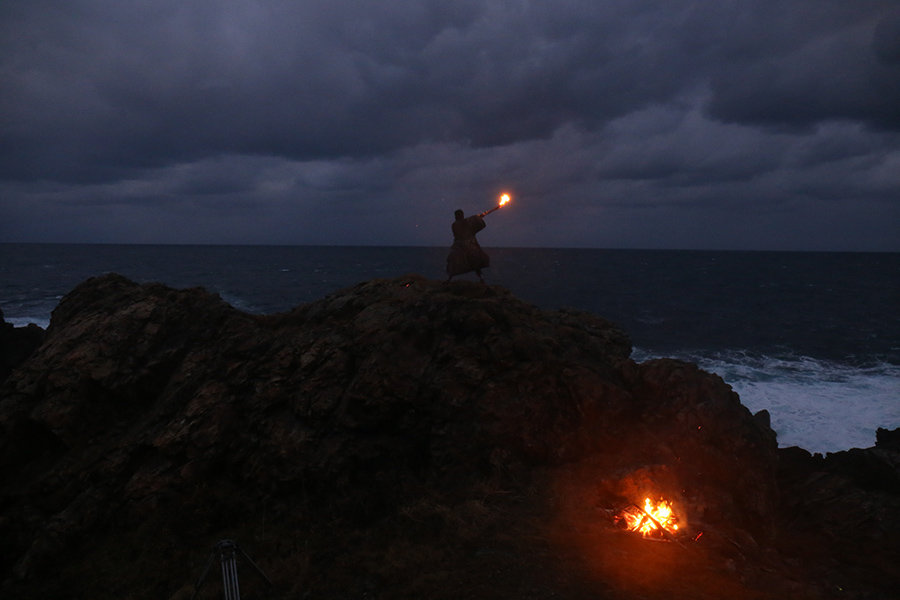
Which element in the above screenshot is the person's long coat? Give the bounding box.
[446,215,490,276]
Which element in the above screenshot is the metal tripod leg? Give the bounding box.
[190,539,272,600]
[219,540,240,600]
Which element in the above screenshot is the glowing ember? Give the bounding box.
[618,497,680,538]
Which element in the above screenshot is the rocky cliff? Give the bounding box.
[0,309,43,383]
[0,274,897,599]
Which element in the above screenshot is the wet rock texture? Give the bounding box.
[0,309,43,383]
[1,273,897,599]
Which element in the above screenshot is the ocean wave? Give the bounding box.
[215,291,261,314]
[633,348,900,454]
[4,316,50,330]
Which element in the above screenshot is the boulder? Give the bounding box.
[0,308,44,384]
[0,273,897,599]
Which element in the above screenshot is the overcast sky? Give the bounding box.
[2,1,898,251]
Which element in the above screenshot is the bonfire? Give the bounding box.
[616,497,681,539]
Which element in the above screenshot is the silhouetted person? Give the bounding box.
[446,209,490,282]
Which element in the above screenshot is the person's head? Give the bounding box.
[454,209,464,220]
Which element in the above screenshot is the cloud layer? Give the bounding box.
[2,0,898,250]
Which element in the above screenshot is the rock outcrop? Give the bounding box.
[0,274,897,599]
[0,309,44,384]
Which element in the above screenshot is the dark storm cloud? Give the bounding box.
[1,0,898,250]
[0,1,674,180]
[705,3,900,132]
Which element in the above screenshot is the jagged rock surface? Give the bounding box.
[0,274,897,599]
[0,309,44,384]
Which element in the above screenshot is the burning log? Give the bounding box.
[630,501,678,542]
[614,497,687,544]
[608,495,709,552]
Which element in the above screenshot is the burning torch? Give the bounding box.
[479,193,512,218]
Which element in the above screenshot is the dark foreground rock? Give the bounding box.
[0,309,44,384]
[0,274,897,599]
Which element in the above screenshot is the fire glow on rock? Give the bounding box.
[617,497,680,538]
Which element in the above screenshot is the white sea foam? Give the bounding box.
[634,349,900,454]
[5,316,50,330]
[217,292,259,314]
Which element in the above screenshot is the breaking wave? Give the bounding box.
[4,316,50,330]
[634,348,900,454]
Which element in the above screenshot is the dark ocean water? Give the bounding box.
[1,243,898,453]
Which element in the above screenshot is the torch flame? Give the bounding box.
[620,497,680,537]
[499,193,511,207]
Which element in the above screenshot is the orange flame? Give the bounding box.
[499,193,511,207]
[620,497,680,537]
